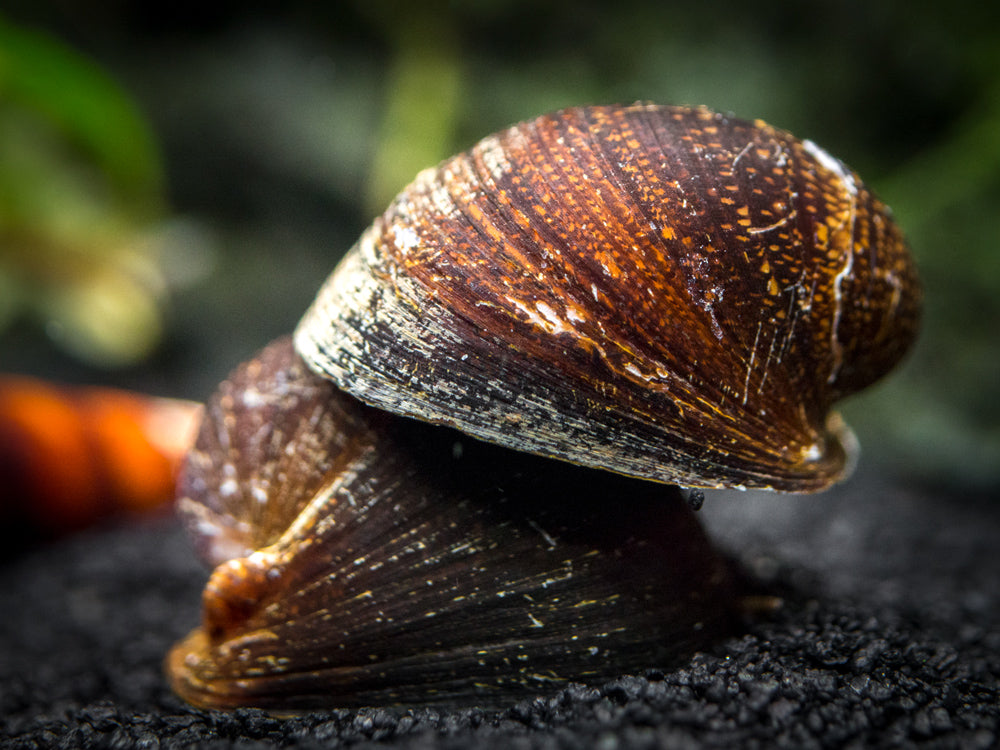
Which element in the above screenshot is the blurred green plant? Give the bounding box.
[0,15,186,367]
[357,1,464,215]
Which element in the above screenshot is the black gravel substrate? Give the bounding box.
[1,470,997,749]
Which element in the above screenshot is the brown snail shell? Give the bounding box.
[295,104,921,492]
[168,104,922,711]
[167,338,736,711]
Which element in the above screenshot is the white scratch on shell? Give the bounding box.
[757,331,779,396]
[507,298,575,336]
[527,518,557,549]
[803,140,857,197]
[747,210,796,235]
[828,244,854,383]
[624,362,650,382]
[732,141,753,168]
[806,140,860,384]
[743,322,762,406]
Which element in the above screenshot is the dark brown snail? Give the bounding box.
[167,104,921,711]
[297,104,919,492]
[168,338,736,710]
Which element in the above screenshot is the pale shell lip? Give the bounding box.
[824,411,860,481]
[294,104,920,494]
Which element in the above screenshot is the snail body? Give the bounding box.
[168,104,921,711]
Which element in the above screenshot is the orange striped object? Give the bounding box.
[0,376,200,534]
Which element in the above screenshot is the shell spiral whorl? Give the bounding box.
[295,104,921,492]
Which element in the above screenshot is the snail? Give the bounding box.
[296,104,920,492]
[168,337,737,710]
[167,104,921,711]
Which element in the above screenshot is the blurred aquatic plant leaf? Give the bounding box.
[0,14,164,213]
[0,15,198,367]
[357,1,464,215]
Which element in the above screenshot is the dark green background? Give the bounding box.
[2,0,998,493]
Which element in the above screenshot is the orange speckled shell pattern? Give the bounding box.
[295,104,921,492]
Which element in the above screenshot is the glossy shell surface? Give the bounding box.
[296,104,921,492]
[167,339,736,710]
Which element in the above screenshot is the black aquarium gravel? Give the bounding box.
[1,469,997,749]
